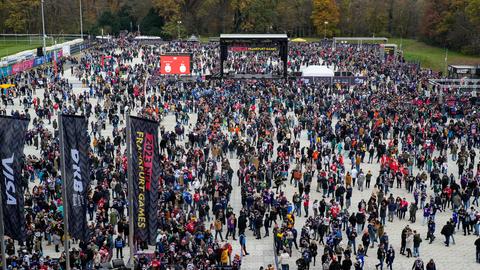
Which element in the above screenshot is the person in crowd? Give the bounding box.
[386,245,395,270]
[412,258,425,270]
[475,235,480,263]
[426,259,436,270]
[375,243,385,270]
[1,35,480,270]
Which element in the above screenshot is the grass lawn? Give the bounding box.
[0,37,68,58]
[389,38,480,71]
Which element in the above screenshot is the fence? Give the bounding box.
[0,40,92,79]
[0,34,81,58]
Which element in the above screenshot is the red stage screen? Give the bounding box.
[160,55,191,75]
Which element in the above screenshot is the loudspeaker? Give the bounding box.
[112,259,125,268]
[220,45,228,62]
[37,47,44,57]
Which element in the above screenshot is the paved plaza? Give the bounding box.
[5,50,479,270]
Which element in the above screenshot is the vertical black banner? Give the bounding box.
[129,116,159,245]
[0,116,29,241]
[60,115,90,241]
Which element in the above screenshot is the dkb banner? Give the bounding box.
[0,116,29,241]
[60,115,90,241]
[129,116,159,245]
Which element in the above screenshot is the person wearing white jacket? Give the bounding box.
[279,249,290,270]
[406,232,414,257]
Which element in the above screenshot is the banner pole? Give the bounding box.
[58,114,71,270]
[0,181,7,270]
[126,115,135,270]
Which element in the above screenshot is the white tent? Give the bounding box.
[187,35,199,42]
[301,65,334,77]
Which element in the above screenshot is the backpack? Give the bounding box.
[215,220,222,231]
[303,250,311,262]
[293,170,302,180]
[293,195,300,204]
[184,192,192,204]
[115,239,123,248]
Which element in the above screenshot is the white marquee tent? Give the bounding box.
[301,65,334,77]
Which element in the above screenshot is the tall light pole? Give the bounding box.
[79,0,84,39]
[177,21,182,40]
[445,48,448,77]
[41,0,46,55]
[324,21,328,39]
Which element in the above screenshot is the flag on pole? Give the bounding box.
[0,116,29,241]
[54,50,58,76]
[128,116,160,245]
[59,115,90,241]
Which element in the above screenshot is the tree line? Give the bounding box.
[0,0,478,54]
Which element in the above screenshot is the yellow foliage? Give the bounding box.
[311,0,340,37]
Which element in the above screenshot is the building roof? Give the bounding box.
[220,34,288,39]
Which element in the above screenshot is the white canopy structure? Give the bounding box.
[187,35,199,42]
[301,65,334,77]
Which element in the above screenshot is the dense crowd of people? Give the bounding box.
[0,34,479,270]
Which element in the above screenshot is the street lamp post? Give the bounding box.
[324,21,329,39]
[80,0,83,39]
[79,0,84,39]
[445,48,448,77]
[177,21,182,40]
[41,0,46,55]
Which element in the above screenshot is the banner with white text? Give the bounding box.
[60,115,90,241]
[0,116,29,241]
[129,116,159,245]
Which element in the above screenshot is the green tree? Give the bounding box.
[238,0,277,32]
[420,0,449,44]
[197,0,232,34]
[154,0,203,35]
[231,0,253,32]
[117,5,136,32]
[161,20,186,39]
[466,0,480,53]
[4,0,39,33]
[467,0,480,24]
[141,8,165,36]
[365,0,388,36]
[153,0,181,20]
[275,0,313,36]
[311,0,339,37]
[97,10,120,34]
[392,0,421,38]
[338,0,353,36]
